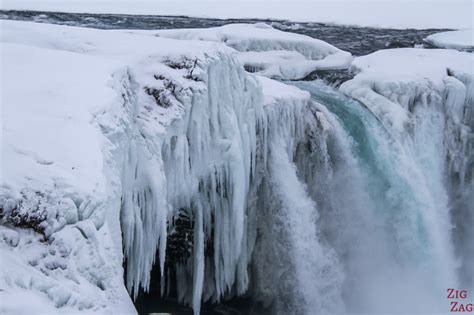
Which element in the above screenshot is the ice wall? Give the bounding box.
[104,52,267,314]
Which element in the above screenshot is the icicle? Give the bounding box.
[192,202,204,314]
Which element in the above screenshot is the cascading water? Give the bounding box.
[252,92,345,314]
[284,80,463,313]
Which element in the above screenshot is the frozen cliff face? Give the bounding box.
[340,48,474,291]
[146,23,353,80]
[149,54,264,312]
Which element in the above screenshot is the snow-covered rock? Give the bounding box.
[425,30,474,51]
[149,23,353,80]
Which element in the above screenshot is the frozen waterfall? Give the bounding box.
[121,68,471,314]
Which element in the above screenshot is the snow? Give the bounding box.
[149,23,352,79]
[425,30,474,51]
[0,287,64,315]
[257,75,310,105]
[1,0,473,29]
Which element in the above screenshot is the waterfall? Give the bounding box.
[121,65,468,314]
[288,80,461,313]
[112,48,469,314]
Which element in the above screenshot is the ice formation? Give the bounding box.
[1,19,473,315]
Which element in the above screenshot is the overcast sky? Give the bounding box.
[2,0,473,29]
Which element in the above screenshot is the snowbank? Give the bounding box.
[424,30,474,51]
[1,0,472,29]
[150,23,353,80]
